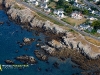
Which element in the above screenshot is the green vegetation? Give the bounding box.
[82,9,89,15]
[37,12,63,26]
[91,20,100,30]
[96,1,100,5]
[56,0,73,14]
[24,0,28,2]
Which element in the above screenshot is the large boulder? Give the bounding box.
[41,45,55,55]
[47,39,63,49]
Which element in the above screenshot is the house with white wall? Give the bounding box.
[44,8,51,13]
[27,0,36,2]
[94,0,100,3]
[40,2,48,8]
[53,9,64,18]
[33,1,39,6]
[71,11,83,19]
[97,29,100,33]
[79,24,91,30]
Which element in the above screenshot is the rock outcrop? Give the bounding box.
[34,50,48,61]
[5,60,14,64]
[23,37,34,45]
[0,0,3,5]
[15,55,37,64]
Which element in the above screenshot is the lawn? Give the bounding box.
[85,36,100,46]
[48,2,56,9]
[62,17,86,26]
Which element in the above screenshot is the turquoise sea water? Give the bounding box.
[0,10,83,75]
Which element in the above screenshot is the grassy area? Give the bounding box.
[85,36,100,46]
[48,2,56,9]
[13,4,25,10]
[36,12,64,26]
[62,17,86,26]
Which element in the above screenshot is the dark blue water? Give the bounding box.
[0,10,83,75]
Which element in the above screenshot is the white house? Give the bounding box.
[65,0,69,1]
[97,29,100,33]
[88,8,92,11]
[79,24,91,30]
[75,0,78,3]
[94,0,100,3]
[44,8,51,13]
[88,17,98,21]
[33,1,39,6]
[40,3,48,8]
[43,0,49,2]
[71,11,83,19]
[91,10,95,14]
[27,0,35,2]
[53,9,64,18]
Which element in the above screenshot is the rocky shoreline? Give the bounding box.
[1,0,100,72]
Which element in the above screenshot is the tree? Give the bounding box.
[65,6,73,14]
[56,0,65,6]
[82,9,89,15]
[91,20,100,30]
[96,1,100,5]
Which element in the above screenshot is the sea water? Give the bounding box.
[0,10,83,75]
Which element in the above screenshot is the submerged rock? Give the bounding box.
[53,62,59,69]
[0,21,4,25]
[5,60,14,64]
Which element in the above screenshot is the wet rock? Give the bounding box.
[41,45,55,55]
[15,55,37,64]
[45,68,52,72]
[36,43,40,47]
[37,39,42,42]
[59,57,66,61]
[34,50,48,61]
[5,60,14,64]
[53,62,59,69]
[19,43,25,48]
[0,21,3,25]
[23,37,35,45]
[17,41,21,44]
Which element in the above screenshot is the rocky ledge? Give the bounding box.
[15,55,37,64]
[34,50,48,61]
[1,0,100,71]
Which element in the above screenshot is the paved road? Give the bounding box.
[84,0,100,11]
[16,0,100,41]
